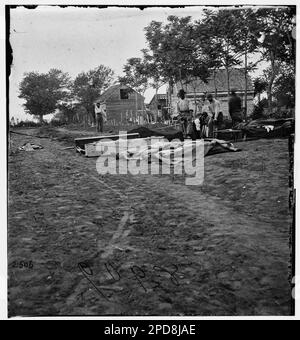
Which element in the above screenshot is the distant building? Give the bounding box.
[148,93,168,121]
[168,69,254,118]
[94,83,145,123]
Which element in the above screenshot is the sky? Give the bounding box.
[9,5,265,121]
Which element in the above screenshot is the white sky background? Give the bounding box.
[10,5,265,121]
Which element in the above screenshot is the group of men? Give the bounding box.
[94,89,243,136]
[176,89,243,139]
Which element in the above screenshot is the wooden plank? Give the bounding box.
[75,133,140,150]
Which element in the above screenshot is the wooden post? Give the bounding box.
[135,91,138,123]
[244,51,248,122]
[155,88,159,123]
[213,69,218,99]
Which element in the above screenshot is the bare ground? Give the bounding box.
[8,127,293,316]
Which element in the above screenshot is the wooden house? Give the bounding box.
[168,69,254,118]
[94,84,145,124]
[148,93,168,121]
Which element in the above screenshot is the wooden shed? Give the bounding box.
[148,93,168,121]
[94,84,145,124]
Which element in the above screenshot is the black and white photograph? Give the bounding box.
[3,2,298,319]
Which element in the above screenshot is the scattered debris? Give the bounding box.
[76,146,85,154]
[263,125,275,133]
[19,142,44,151]
[61,146,75,150]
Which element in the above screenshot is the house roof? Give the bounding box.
[94,83,144,103]
[149,93,167,105]
[176,69,254,94]
[98,84,121,102]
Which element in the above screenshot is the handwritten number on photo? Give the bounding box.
[130,265,147,292]
[78,262,109,301]
[11,261,33,269]
[105,262,121,282]
[153,264,180,286]
[78,262,94,276]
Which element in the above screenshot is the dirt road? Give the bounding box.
[8,129,293,316]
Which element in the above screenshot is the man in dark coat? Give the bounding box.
[229,89,243,128]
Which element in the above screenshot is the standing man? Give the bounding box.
[95,101,107,133]
[207,94,221,137]
[229,89,243,128]
[176,89,191,138]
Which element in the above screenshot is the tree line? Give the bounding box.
[18,65,115,124]
[18,6,295,124]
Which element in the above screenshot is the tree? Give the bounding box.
[231,8,262,118]
[144,16,210,117]
[144,16,210,85]
[119,57,149,94]
[56,103,77,124]
[19,69,71,123]
[251,98,268,120]
[272,63,295,108]
[253,77,268,103]
[201,10,242,97]
[140,49,165,122]
[256,7,296,112]
[194,20,222,98]
[73,65,115,124]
